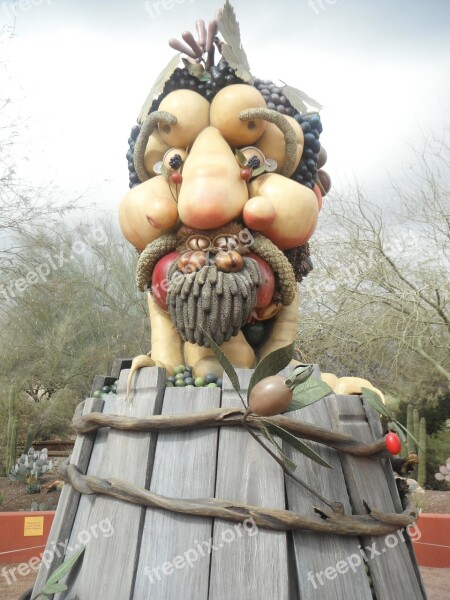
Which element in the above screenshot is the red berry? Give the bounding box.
[385,432,402,455]
[170,171,183,184]
[240,167,252,181]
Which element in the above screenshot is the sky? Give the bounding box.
[1,0,450,218]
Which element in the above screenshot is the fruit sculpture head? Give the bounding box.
[119,2,330,372]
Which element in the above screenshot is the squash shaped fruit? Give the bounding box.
[157,89,210,147]
[210,84,267,147]
[118,176,179,250]
[254,115,304,176]
[177,126,249,229]
[143,129,170,176]
[248,174,319,249]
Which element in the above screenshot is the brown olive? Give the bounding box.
[187,235,210,251]
[177,250,207,273]
[248,375,293,416]
[215,250,244,272]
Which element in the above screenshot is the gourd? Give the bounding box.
[254,115,304,176]
[177,126,249,229]
[157,89,210,147]
[147,294,184,373]
[248,173,319,250]
[118,176,179,250]
[333,376,385,403]
[209,84,267,147]
[248,375,293,416]
[257,291,299,361]
[143,129,170,176]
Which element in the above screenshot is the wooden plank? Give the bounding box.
[31,396,104,596]
[283,390,373,599]
[362,398,428,598]
[208,369,290,600]
[54,393,119,599]
[63,366,165,600]
[132,386,221,599]
[327,394,425,600]
[110,358,132,380]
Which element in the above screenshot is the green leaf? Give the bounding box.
[43,546,85,589]
[42,583,68,594]
[281,83,323,115]
[250,165,266,177]
[263,422,333,469]
[260,426,297,472]
[285,364,314,388]
[218,1,252,81]
[248,341,295,397]
[200,327,242,399]
[389,420,407,443]
[285,378,333,412]
[362,388,391,419]
[138,53,181,123]
[394,420,424,452]
[235,148,247,166]
[182,58,211,81]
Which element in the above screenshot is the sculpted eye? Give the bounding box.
[236,146,277,181]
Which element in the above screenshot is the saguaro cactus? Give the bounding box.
[418,417,427,487]
[407,404,415,454]
[5,388,18,474]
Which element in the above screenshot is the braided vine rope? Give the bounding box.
[251,233,296,305]
[136,233,178,291]
[133,110,177,182]
[239,108,298,177]
[59,459,416,537]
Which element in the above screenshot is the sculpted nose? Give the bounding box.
[177,127,249,229]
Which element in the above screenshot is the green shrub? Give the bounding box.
[426,427,450,489]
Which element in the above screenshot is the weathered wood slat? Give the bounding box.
[55,394,118,599]
[284,391,373,599]
[31,396,104,597]
[133,386,221,599]
[327,394,425,600]
[64,366,165,600]
[208,369,290,600]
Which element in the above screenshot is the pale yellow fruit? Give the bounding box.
[143,129,170,176]
[254,115,304,176]
[210,84,267,147]
[158,89,210,147]
[333,377,386,404]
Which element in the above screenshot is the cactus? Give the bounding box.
[406,404,415,454]
[5,388,18,475]
[24,425,35,454]
[9,447,53,490]
[418,417,427,487]
[413,408,420,449]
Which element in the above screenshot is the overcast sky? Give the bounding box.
[1,0,449,218]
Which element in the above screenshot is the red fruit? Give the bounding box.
[170,171,183,184]
[247,252,275,308]
[240,167,252,181]
[248,375,293,416]
[385,432,402,455]
[151,251,179,310]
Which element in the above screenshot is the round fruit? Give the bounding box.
[216,377,223,388]
[240,167,252,181]
[248,375,293,416]
[317,146,327,169]
[313,184,323,211]
[207,382,217,388]
[215,250,244,272]
[93,390,102,398]
[144,129,170,176]
[246,252,275,308]
[163,148,188,171]
[242,321,267,347]
[185,377,195,386]
[210,84,267,147]
[170,172,183,184]
[385,432,402,455]
[158,90,210,147]
[243,196,276,231]
[204,373,217,384]
[175,379,186,387]
[166,381,174,387]
[167,376,176,383]
[101,386,110,393]
[151,251,180,310]
[174,365,187,374]
[194,377,205,387]
[317,169,331,196]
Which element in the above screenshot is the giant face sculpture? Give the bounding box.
[119,10,330,378]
